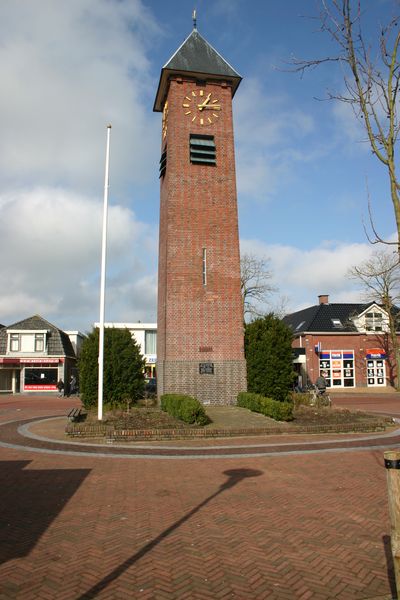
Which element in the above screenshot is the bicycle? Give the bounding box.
[309,385,331,408]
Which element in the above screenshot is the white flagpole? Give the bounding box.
[98,124,112,421]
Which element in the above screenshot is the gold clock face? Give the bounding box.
[162,100,168,138]
[182,89,221,125]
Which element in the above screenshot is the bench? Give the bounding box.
[67,408,85,422]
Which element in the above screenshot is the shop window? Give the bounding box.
[145,330,157,355]
[24,368,57,389]
[10,334,20,352]
[319,350,355,388]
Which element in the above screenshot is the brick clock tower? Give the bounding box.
[153,23,247,405]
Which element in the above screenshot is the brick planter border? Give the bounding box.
[65,420,389,441]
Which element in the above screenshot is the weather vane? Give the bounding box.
[192,8,197,30]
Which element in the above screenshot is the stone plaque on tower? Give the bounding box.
[153,21,247,405]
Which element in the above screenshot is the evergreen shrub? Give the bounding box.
[78,327,145,411]
[245,314,295,402]
[161,394,209,425]
[237,392,294,421]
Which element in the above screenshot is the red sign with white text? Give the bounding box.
[24,385,57,391]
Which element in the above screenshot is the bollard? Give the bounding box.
[384,450,400,598]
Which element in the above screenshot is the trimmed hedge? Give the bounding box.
[161,394,209,426]
[237,392,294,422]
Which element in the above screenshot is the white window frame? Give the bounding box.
[9,333,20,352]
[34,333,45,352]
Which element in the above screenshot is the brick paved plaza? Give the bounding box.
[0,394,398,599]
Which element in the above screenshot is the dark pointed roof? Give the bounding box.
[0,314,76,357]
[283,302,375,334]
[154,28,242,112]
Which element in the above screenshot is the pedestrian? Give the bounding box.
[69,375,77,396]
[56,378,64,398]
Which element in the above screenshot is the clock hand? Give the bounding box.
[198,93,211,110]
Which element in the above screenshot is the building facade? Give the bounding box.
[95,323,157,379]
[153,24,247,404]
[284,295,399,389]
[0,315,82,394]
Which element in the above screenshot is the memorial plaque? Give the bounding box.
[199,362,214,375]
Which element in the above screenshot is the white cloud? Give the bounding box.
[234,78,327,202]
[240,237,376,312]
[0,187,157,330]
[0,0,160,193]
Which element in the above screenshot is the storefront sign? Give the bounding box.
[24,385,57,390]
[366,348,386,359]
[20,358,60,364]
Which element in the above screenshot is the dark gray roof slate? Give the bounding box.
[154,28,241,111]
[165,29,241,78]
[283,302,372,333]
[0,314,76,357]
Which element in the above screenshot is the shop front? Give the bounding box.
[0,358,64,393]
[319,350,355,388]
[366,348,386,386]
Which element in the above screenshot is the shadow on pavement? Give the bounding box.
[78,467,264,599]
[0,460,90,564]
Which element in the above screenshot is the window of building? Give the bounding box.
[202,248,207,286]
[365,311,383,331]
[189,134,216,165]
[159,146,167,178]
[145,330,157,355]
[319,350,355,387]
[35,333,45,352]
[295,321,305,331]
[10,334,20,352]
[24,368,58,389]
[331,318,343,329]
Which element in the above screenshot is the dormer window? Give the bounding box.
[7,329,48,353]
[10,334,20,352]
[365,312,383,332]
[331,319,343,329]
[35,333,45,352]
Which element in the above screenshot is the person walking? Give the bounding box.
[56,379,64,397]
[69,375,77,396]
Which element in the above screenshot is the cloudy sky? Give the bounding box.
[0,0,396,332]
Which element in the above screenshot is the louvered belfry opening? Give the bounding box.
[189,134,216,165]
[159,146,167,178]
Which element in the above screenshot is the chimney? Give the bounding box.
[318,294,329,305]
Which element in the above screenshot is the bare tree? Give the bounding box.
[289,0,400,253]
[349,248,400,387]
[240,253,276,319]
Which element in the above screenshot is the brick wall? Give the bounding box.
[295,332,397,387]
[157,77,247,404]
